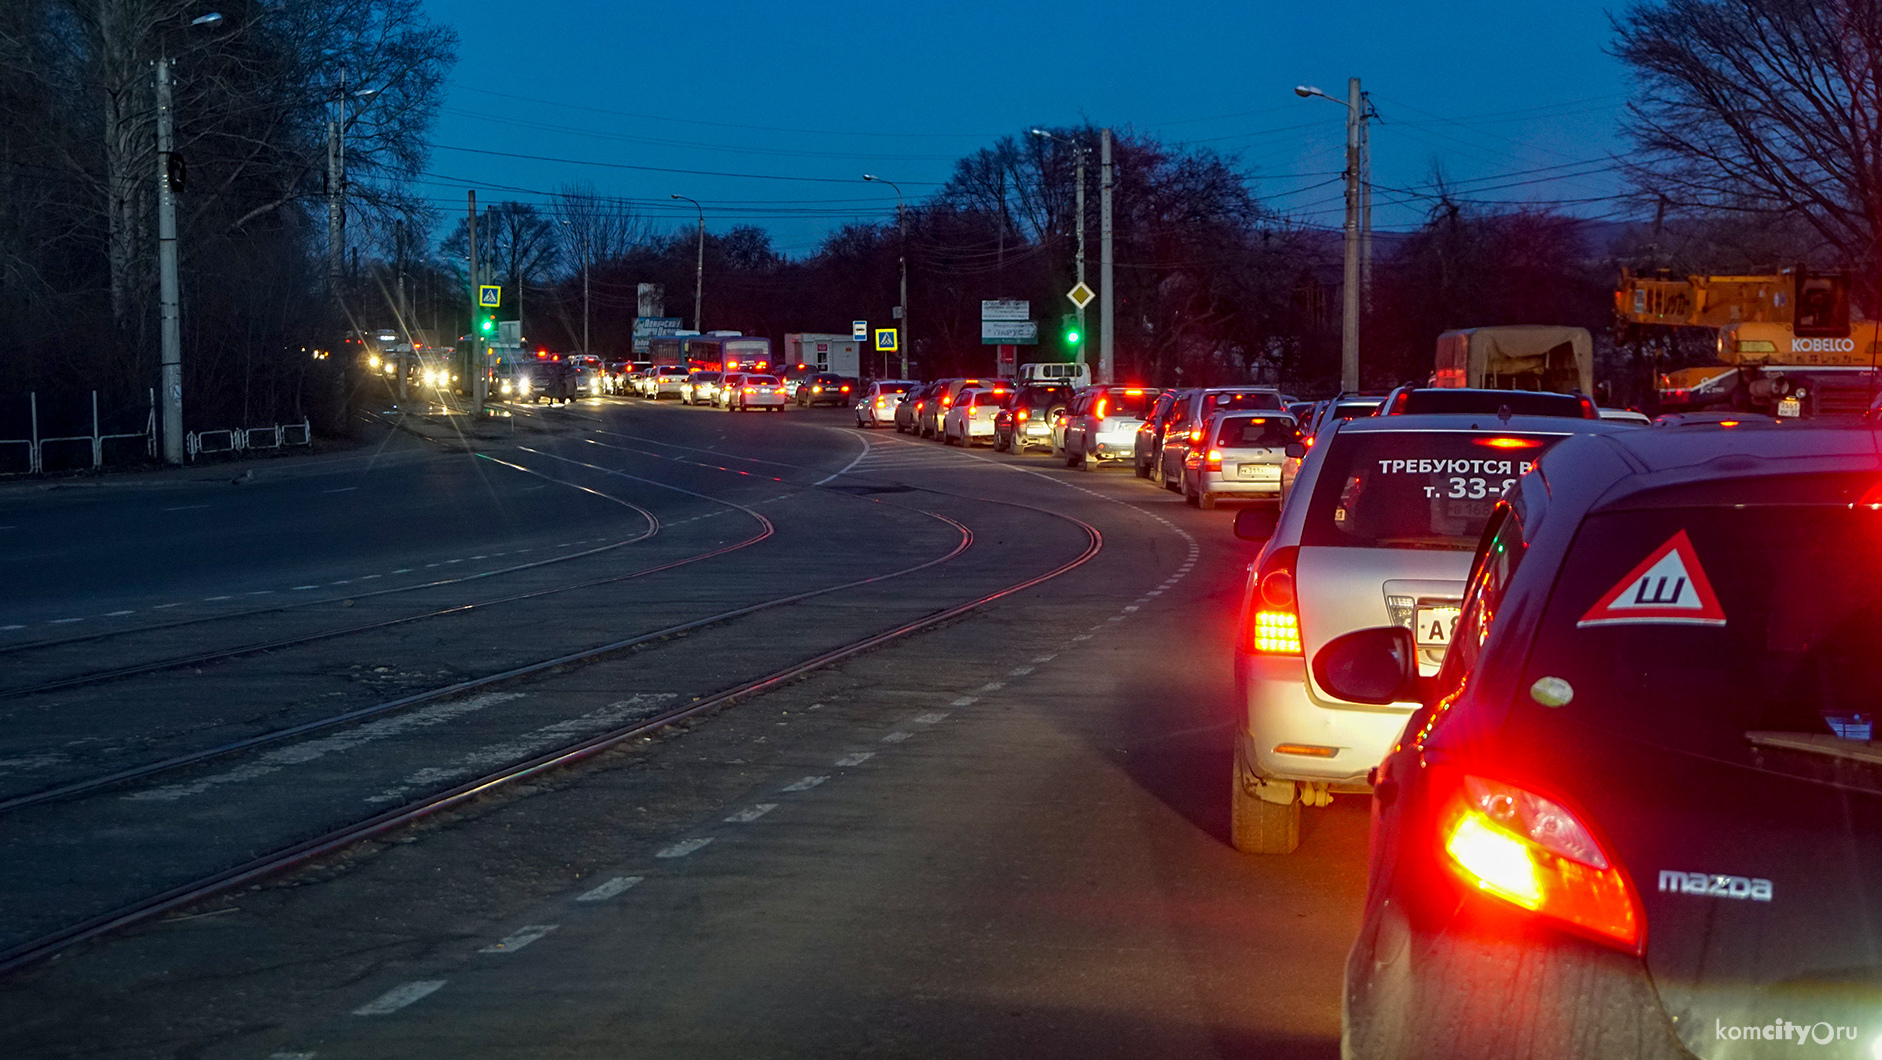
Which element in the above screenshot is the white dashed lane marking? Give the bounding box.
[835,752,875,767]
[353,980,446,1016]
[724,803,778,823]
[656,837,713,859]
[881,731,913,743]
[576,876,642,902]
[479,925,557,954]
[912,711,950,725]
[779,775,828,793]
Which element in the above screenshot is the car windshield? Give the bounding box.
[1400,390,1585,417]
[1215,415,1300,448]
[1202,391,1284,413]
[1525,502,1882,769]
[1302,430,1566,550]
[1096,391,1153,418]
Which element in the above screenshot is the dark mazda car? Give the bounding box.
[1324,418,1882,1060]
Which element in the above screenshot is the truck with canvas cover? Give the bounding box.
[1433,325,1593,395]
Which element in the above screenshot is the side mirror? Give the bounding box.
[1313,626,1423,705]
[1284,442,1306,459]
[1232,507,1278,541]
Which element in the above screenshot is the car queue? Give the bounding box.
[600,366,1874,1058]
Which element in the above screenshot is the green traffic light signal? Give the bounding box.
[1061,313,1082,349]
[480,315,494,334]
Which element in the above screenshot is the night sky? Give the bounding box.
[419,0,1634,254]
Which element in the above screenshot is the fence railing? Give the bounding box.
[0,392,312,474]
[188,419,312,460]
[0,391,156,475]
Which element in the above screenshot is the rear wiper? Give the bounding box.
[1745,731,1882,767]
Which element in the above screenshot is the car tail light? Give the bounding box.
[1439,773,1642,954]
[1017,409,1028,421]
[1189,425,1203,444]
[1207,449,1223,471]
[1242,546,1300,655]
[1095,398,1108,419]
[1579,394,1598,419]
[841,385,851,392]
[1389,390,1411,414]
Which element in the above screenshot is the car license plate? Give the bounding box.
[1414,606,1461,648]
[1237,464,1279,480]
[1778,397,1801,418]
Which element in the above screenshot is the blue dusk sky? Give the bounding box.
[417,0,1637,255]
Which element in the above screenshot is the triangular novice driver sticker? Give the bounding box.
[1577,529,1727,628]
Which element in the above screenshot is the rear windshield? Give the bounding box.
[1302,430,1564,550]
[693,372,721,381]
[1401,390,1585,417]
[1216,415,1301,448]
[1329,402,1379,421]
[1202,391,1285,413]
[1095,391,1154,418]
[1525,505,1882,769]
[744,375,778,385]
[972,390,1009,406]
[880,384,912,394]
[658,365,685,374]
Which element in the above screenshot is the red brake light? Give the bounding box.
[1124,389,1143,395]
[1016,409,1028,421]
[1580,395,1598,419]
[1475,437,1542,449]
[1094,398,1108,419]
[1206,449,1223,471]
[1243,546,1300,655]
[1439,772,1642,954]
[1189,426,1203,444]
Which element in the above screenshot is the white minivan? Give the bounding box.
[1227,412,1632,853]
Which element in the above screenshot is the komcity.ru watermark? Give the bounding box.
[1715,1019,1860,1046]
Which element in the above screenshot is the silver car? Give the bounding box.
[1061,385,1159,469]
[1181,411,1300,508]
[1227,413,1633,854]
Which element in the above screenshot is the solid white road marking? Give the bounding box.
[835,752,875,767]
[779,775,828,793]
[353,980,446,1016]
[479,925,557,953]
[656,837,714,859]
[576,876,643,902]
[724,803,778,823]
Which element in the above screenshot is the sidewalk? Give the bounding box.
[380,398,596,453]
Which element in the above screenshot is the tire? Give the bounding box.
[1134,456,1149,479]
[1231,749,1301,854]
[1065,444,1083,469]
[1199,491,1217,511]
[993,433,1009,452]
[1185,480,1200,506]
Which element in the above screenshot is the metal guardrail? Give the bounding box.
[187,419,311,460]
[0,391,156,475]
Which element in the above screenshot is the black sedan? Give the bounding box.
[795,373,855,407]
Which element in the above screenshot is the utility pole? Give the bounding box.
[1099,128,1115,386]
[582,238,590,356]
[468,190,484,413]
[671,194,705,332]
[1342,77,1364,392]
[155,53,183,465]
[1074,143,1087,369]
[1360,88,1374,314]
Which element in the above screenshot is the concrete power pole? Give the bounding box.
[1341,76,1364,393]
[1360,89,1374,314]
[327,74,345,304]
[155,54,183,465]
[1099,128,1114,386]
[468,190,485,414]
[1074,143,1087,375]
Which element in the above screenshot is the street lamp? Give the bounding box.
[559,219,589,356]
[1296,80,1373,392]
[154,9,225,465]
[862,174,908,379]
[671,194,704,332]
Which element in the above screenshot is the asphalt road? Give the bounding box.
[1,394,1370,1059]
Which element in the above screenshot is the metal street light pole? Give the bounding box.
[863,175,908,378]
[154,11,223,465]
[1296,80,1372,392]
[671,194,704,332]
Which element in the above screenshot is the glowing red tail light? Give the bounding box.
[1389,390,1410,414]
[1094,398,1108,419]
[1579,395,1598,419]
[1439,772,1642,954]
[1206,449,1223,471]
[1242,546,1300,655]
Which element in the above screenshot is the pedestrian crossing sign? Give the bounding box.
[875,328,899,352]
[479,285,501,308]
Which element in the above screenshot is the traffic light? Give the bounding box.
[479,313,495,335]
[1061,313,1082,351]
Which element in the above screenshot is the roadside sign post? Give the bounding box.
[980,300,1035,377]
[851,320,867,341]
[478,285,501,308]
[1065,284,1095,378]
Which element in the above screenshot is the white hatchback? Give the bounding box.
[1227,413,1633,854]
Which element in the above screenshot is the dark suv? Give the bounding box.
[1324,418,1882,1058]
[994,383,1073,452]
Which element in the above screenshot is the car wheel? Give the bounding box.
[1064,444,1083,469]
[1134,456,1149,479]
[1199,491,1217,511]
[1164,466,1181,493]
[1230,749,1300,854]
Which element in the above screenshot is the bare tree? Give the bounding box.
[1614,0,1882,280]
[551,181,650,274]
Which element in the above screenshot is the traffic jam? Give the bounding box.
[580,307,1882,1058]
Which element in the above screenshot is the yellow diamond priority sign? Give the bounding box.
[1066,282,1095,309]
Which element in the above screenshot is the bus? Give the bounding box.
[657,333,772,374]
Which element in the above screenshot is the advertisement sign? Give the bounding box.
[632,316,683,355]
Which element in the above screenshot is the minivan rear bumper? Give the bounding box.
[1237,649,1414,786]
